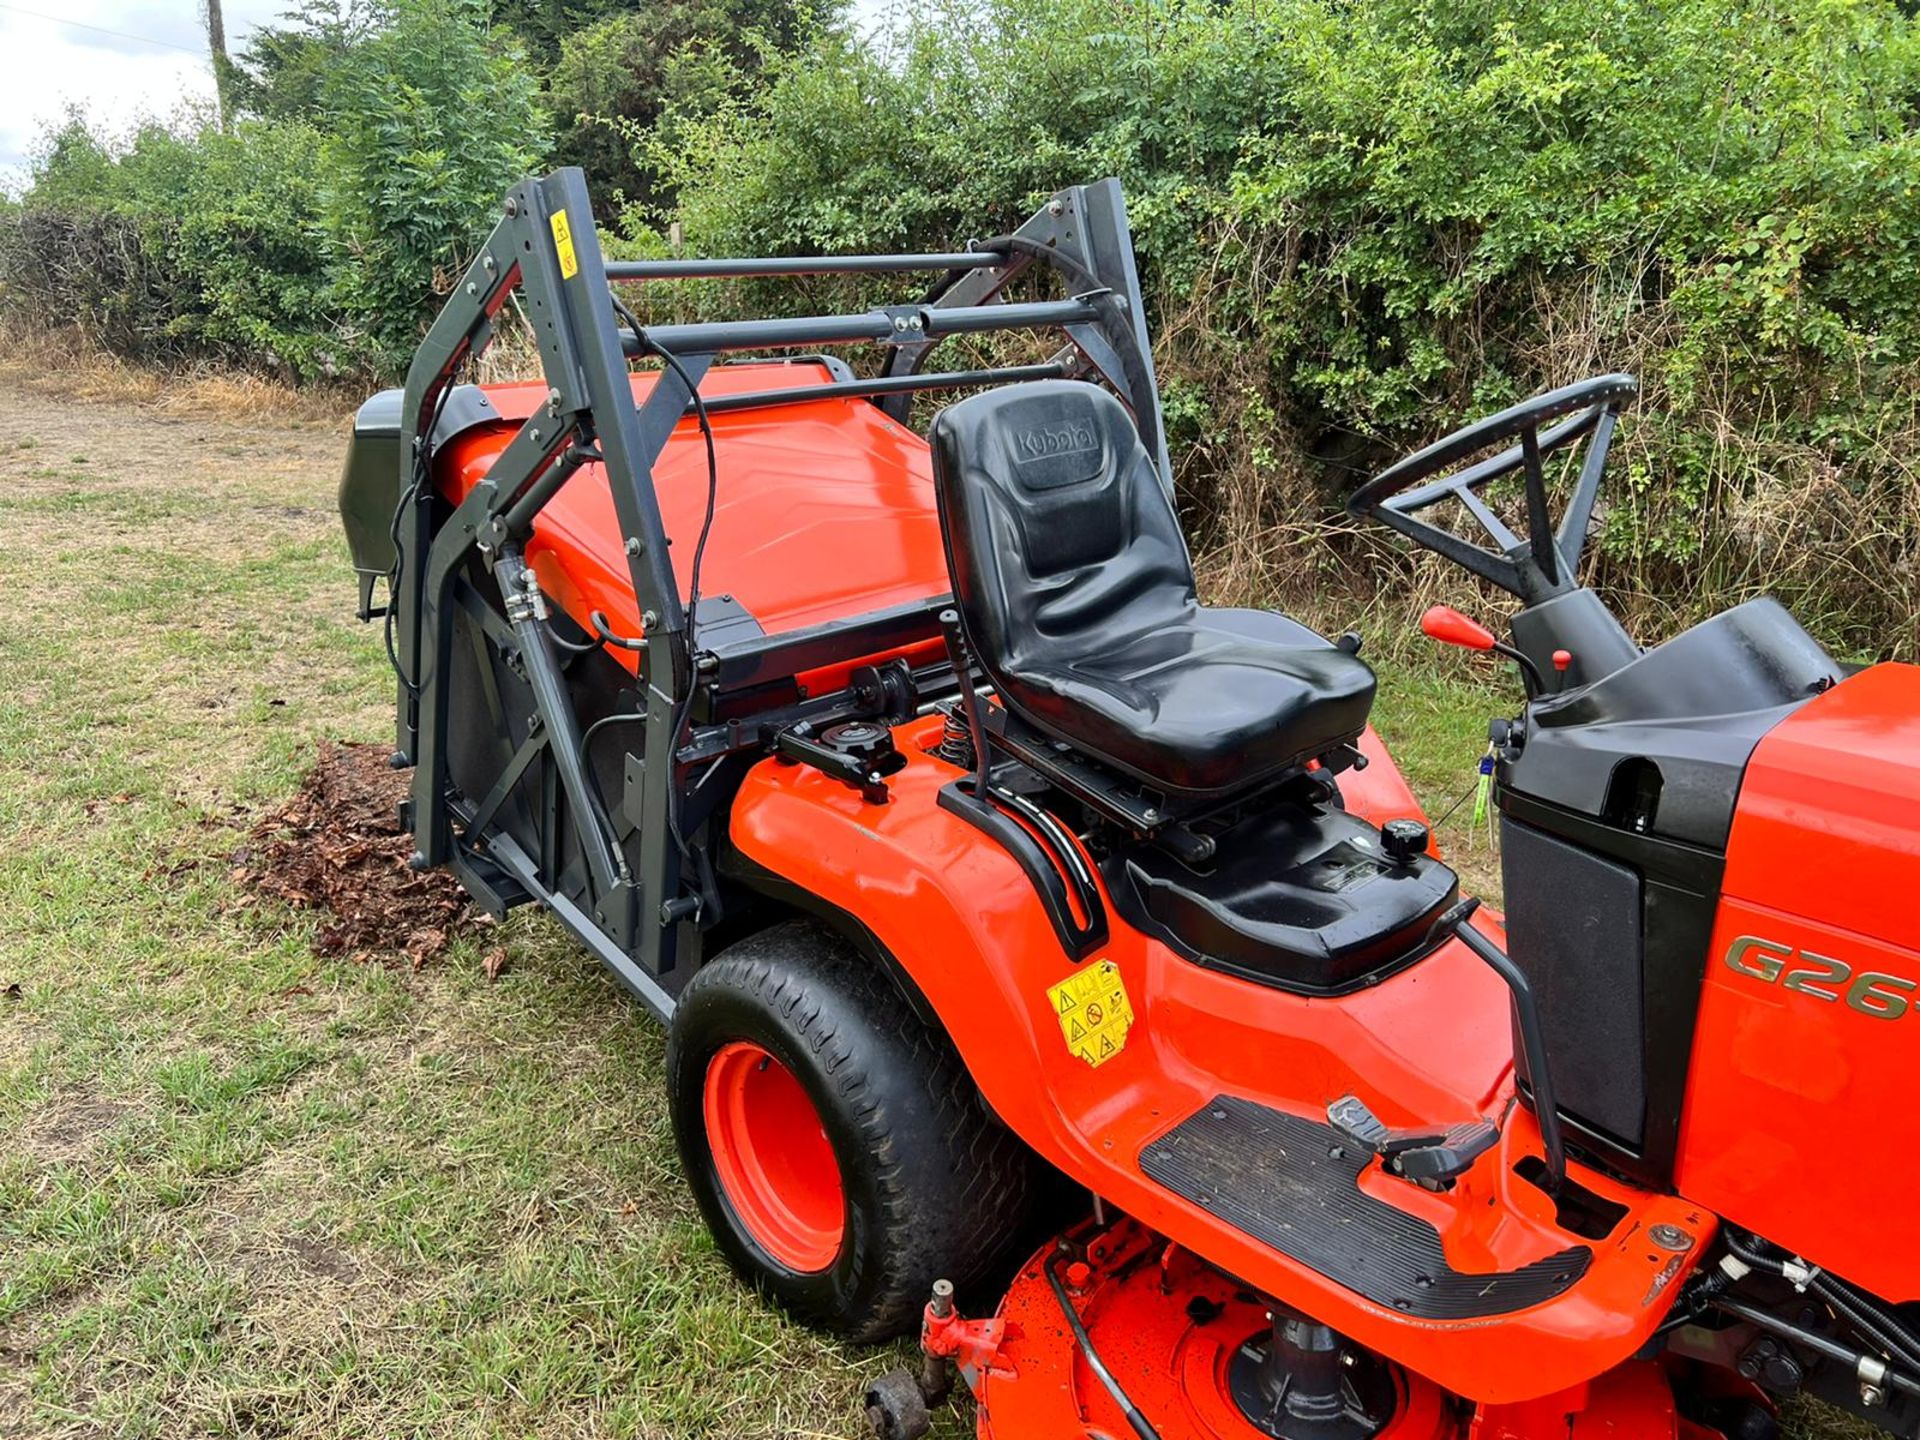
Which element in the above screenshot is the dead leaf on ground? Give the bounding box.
[235,742,478,969]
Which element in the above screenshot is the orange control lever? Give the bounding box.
[1419,605,1498,652]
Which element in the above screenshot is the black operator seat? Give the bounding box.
[931,380,1376,801]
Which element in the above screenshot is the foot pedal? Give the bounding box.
[1326,1095,1498,1185]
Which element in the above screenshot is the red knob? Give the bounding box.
[1552,649,1573,672]
[1419,605,1497,653]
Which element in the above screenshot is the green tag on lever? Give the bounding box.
[1470,747,1495,828]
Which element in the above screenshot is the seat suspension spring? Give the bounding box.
[935,706,976,770]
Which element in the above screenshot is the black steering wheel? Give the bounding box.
[1348,374,1637,603]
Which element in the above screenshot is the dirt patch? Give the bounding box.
[234,742,480,965]
[25,1092,132,1164]
[284,1232,361,1287]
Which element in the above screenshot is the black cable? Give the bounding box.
[582,711,646,752]
[544,619,603,655]
[1043,1251,1162,1440]
[382,473,421,692]
[1429,774,1483,831]
[611,292,719,866]
[1724,1232,1920,1374]
[1818,1279,1920,1377]
[385,378,455,697]
[1491,640,1546,696]
[561,709,649,886]
[591,609,647,651]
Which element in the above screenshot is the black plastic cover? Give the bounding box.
[1113,803,1458,994]
[337,385,501,619]
[1506,597,1838,849]
[1501,819,1646,1146]
[1490,595,1822,1183]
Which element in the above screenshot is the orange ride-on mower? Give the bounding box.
[337,168,1920,1440]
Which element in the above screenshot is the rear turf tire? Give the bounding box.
[666,919,1035,1342]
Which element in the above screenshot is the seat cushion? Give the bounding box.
[1007,607,1377,795]
[932,380,1375,799]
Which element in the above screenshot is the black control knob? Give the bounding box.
[820,720,896,766]
[1380,818,1430,866]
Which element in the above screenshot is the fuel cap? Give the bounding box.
[1380,818,1430,866]
[820,721,895,765]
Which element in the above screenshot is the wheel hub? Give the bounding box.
[701,1040,845,1272]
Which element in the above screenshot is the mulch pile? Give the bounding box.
[233,741,485,966]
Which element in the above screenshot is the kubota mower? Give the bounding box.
[339,169,1920,1440]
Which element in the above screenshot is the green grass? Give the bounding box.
[0,395,903,1438]
[11,388,1832,1440]
[1369,654,1509,893]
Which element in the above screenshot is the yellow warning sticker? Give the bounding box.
[550,208,579,279]
[1046,960,1135,1069]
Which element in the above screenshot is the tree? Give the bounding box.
[230,0,380,122]
[320,0,548,363]
[545,0,837,218]
[489,0,620,68]
[203,0,234,127]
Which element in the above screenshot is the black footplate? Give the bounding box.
[1139,1096,1592,1319]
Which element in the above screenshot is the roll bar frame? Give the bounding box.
[385,167,1168,997]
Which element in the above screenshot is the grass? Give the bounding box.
[1,370,1842,1440]
[0,384,895,1438]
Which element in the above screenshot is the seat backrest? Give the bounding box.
[930,380,1193,677]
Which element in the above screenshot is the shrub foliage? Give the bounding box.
[655,0,1920,655]
[1,0,1915,654]
[0,0,545,378]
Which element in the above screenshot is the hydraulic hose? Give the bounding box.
[1814,1275,1920,1376]
[1723,1232,1920,1376]
[1044,1252,1163,1440]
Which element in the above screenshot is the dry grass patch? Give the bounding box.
[0,328,353,425]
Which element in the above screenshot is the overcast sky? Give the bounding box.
[0,1,897,191]
[0,1,268,185]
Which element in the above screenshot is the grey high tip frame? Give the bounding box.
[374,166,1168,1016]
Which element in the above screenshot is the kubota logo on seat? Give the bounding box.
[1013,420,1097,461]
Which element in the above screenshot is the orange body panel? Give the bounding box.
[437,366,952,691]
[732,717,1711,1405]
[1676,662,1920,1298]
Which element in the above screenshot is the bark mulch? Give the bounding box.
[234,741,484,966]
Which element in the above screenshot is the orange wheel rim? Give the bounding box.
[702,1041,846,1272]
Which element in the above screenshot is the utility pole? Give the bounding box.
[203,0,232,129]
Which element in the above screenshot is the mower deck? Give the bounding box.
[975,1220,1457,1440]
[962,1218,1701,1440]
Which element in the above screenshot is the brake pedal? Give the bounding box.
[1326,1095,1499,1186]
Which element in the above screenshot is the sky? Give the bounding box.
[0,1,283,186]
[0,0,897,192]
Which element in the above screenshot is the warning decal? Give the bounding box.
[1046,960,1135,1069]
[550,208,579,279]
